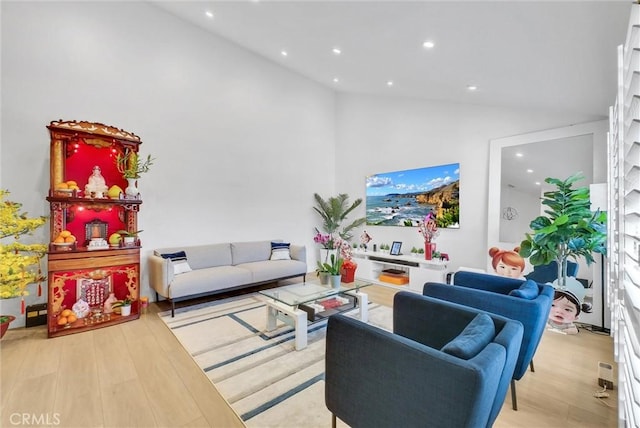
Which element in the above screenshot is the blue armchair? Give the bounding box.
[325,292,523,428]
[423,271,554,410]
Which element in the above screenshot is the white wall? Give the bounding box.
[0,2,336,318]
[0,1,601,322]
[334,94,596,271]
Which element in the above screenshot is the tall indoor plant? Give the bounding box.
[519,173,607,288]
[313,193,366,241]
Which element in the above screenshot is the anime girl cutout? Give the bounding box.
[488,247,526,279]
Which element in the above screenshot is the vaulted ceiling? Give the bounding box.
[151,1,630,118]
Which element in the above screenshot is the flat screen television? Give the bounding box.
[366,163,460,228]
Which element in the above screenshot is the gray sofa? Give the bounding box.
[148,240,307,316]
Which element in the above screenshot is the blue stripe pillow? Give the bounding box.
[160,251,193,275]
[270,242,291,261]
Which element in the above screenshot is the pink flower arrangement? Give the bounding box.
[418,213,439,243]
[313,228,335,249]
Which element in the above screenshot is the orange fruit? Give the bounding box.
[60,230,71,238]
[64,236,76,243]
[53,236,64,243]
[57,316,68,325]
[67,314,77,323]
[61,309,73,317]
[55,182,69,189]
[66,180,77,186]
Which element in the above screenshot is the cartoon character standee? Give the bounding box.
[548,278,592,334]
[488,247,525,279]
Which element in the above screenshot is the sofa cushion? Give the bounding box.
[168,266,252,298]
[508,279,539,300]
[270,242,291,260]
[441,313,495,360]
[155,243,232,269]
[236,260,307,283]
[231,240,273,265]
[159,250,192,275]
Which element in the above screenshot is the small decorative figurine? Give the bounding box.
[85,165,108,198]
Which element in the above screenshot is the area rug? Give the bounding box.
[158,293,393,427]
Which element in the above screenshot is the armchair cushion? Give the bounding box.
[508,279,539,300]
[442,313,495,359]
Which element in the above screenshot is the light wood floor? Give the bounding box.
[1,284,617,427]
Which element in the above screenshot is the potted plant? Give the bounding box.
[112,298,132,316]
[411,247,419,257]
[116,229,143,247]
[0,315,16,339]
[317,254,344,288]
[0,190,47,331]
[114,148,155,198]
[519,172,607,288]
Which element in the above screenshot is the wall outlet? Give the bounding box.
[598,361,614,390]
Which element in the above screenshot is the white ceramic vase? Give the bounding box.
[125,178,139,198]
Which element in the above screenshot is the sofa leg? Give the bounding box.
[171,300,175,318]
[530,360,535,373]
[510,379,518,411]
[331,414,336,428]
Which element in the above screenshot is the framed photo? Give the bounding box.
[366,162,460,228]
[390,241,403,256]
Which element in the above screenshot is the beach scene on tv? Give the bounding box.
[366,163,460,228]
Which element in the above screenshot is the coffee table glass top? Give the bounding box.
[258,279,372,307]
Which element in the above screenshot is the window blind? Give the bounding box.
[609,4,640,426]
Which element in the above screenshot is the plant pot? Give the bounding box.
[0,315,16,339]
[123,236,136,246]
[125,178,139,198]
[319,249,338,264]
[329,275,342,289]
[318,271,330,285]
[120,304,131,317]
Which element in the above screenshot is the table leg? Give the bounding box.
[294,310,307,350]
[355,291,368,323]
[266,305,277,331]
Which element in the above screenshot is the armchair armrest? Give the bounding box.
[326,314,506,428]
[148,253,174,298]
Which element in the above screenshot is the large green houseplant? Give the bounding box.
[519,173,607,288]
[313,193,366,241]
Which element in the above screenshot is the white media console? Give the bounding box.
[352,250,449,293]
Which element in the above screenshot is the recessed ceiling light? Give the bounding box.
[422,41,435,49]
[527,169,533,173]
[333,77,339,83]
[387,80,394,87]
[467,85,478,91]
[535,181,541,186]
[280,50,288,57]
[205,10,214,19]
[332,47,341,55]
[516,153,523,157]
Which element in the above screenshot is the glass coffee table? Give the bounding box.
[258,279,372,350]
